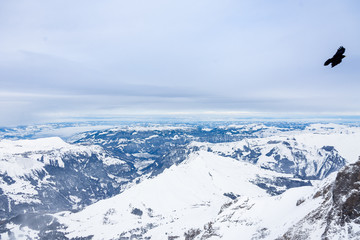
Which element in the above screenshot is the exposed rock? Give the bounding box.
[279,161,360,239]
[332,161,360,225]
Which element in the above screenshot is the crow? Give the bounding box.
[324,46,346,68]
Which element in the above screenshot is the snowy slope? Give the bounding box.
[55,155,360,240]
[1,122,360,239]
[69,122,360,184]
[0,137,131,221]
[279,160,360,239]
[193,124,360,179]
[208,175,335,240]
[52,151,312,239]
[0,137,107,174]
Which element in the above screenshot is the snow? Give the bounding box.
[51,123,360,239]
[0,137,67,177]
[101,156,126,166]
[0,137,69,154]
[106,125,192,132]
[56,151,304,239]
[189,124,360,178]
[1,224,39,240]
[33,125,114,139]
[132,152,158,158]
[2,122,360,239]
[214,186,322,239]
[1,178,41,204]
[144,135,159,140]
[134,160,155,170]
[69,195,82,204]
[294,130,360,163]
[0,137,119,175]
[0,137,121,204]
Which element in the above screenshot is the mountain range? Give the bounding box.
[0,122,360,239]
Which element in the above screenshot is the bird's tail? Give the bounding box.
[324,58,332,66]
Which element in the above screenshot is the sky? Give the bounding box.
[1,0,360,126]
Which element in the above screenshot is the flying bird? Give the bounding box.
[324,46,346,68]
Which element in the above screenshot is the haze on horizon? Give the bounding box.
[1,0,360,126]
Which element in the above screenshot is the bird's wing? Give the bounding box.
[324,58,332,66]
[335,46,345,56]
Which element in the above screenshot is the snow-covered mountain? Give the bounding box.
[279,159,360,239]
[0,122,360,239]
[0,137,134,221]
[194,134,346,180]
[6,151,355,239]
[55,151,305,239]
[0,122,120,140]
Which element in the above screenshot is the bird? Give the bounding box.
[324,46,346,68]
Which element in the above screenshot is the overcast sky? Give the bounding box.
[1,0,360,126]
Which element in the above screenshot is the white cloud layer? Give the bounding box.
[1,0,360,125]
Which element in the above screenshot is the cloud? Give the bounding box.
[0,0,360,126]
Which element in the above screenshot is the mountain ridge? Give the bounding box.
[0,123,360,239]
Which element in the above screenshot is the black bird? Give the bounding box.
[324,46,346,68]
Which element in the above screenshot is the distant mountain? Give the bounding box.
[0,122,360,239]
[0,122,120,140]
[8,151,356,240]
[0,137,134,221]
[195,136,346,180]
[25,150,312,239]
